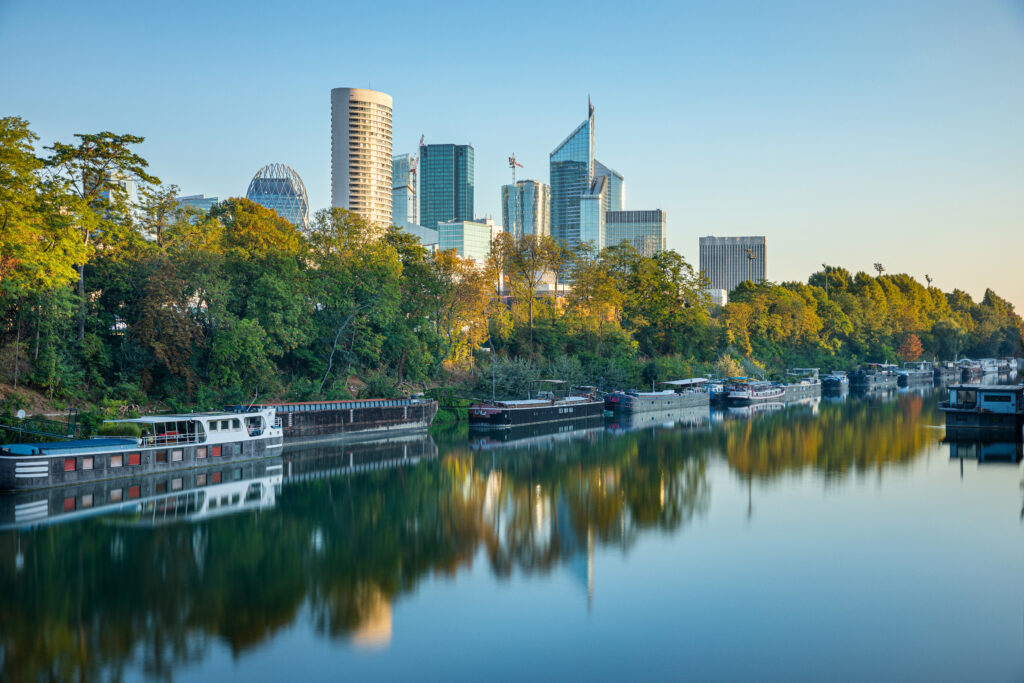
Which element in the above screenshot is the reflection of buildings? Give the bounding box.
[350,586,393,649]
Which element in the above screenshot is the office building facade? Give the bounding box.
[392,153,417,227]
[501,180,550,238]
[594,160,624,212]
[400,222,439,249]
[331,87,393,226]
[550,103,595,246]
[177,194,219,213]
[419,144,474,230]
[579,176,607,249]
[699,236,767,293]
[606,210,665,257]
[245,163,310,229]
[438,220,491,265]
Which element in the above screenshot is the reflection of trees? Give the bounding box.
[0,393,934,679]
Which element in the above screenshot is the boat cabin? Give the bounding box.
[940,384,1024,435]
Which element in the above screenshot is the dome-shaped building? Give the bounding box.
[245,163,310,229]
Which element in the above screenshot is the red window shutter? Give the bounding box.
[129,453,141,466]
[129,485,140,499]
[211,471,222,483]
[64,458,76,472]
[212,446,222,457]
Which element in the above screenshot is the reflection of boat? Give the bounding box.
[469,382,604,430]
[605,407,710,433]
[849,363,899,390]
[939,384,1024,437]
[469,417,604,450]
[958,359,983,382]
[281,435,438,483]
[945,439,1023,463]
[897,361,934,387]
[0,409,283,491]
[933,361,959,383]
[727,401,786,418]
[728,381,785,405]
[0,457,283,531]
[822,371,849,392]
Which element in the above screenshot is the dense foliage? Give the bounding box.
[1,116,1021,409]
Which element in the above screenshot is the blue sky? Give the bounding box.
[2,0,1022,307]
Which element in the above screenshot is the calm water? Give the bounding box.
[3,388,1024,682]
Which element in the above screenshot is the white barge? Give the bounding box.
[0,409,282,491]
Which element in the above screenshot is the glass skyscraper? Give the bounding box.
[579,176,607,249]
[549,102,594,246]
[419,144,474,230]
[606,210,666,257]
[501,180,550,238]
[392,153,417,227]
[594,160,624,212]
[245,163,310,229]
[438,219,491,265]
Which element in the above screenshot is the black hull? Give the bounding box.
[606,392,709,413]
[849,375,898,390]
[898,372,933,387]
[469,400,605,430]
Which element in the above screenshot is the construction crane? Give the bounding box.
[508,154,523,184]
[508,155,524,237]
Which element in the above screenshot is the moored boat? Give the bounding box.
[728,381,785,405]
[939,384,1024,437]
[782,368,821,401]
[958,359,983,382]
[468,383,604,430]
[606,378,710,413]
[822,371,849,391]
[849,363,899,390]
[897,361,934,387]
[0,409,283,492]
[933,361,959,383]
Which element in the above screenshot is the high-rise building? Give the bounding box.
[699,236,767,293]
[177,194,219,213]
[419,144,474,230]
[331,87,393,226]
[606,210,666,257]
[501,180,550,238]
[550,102,595,246]
[594,160,624,212]
[245,163,310,229]
[392,153,417,227]
[579,176,607,249]
[438,219,491,265]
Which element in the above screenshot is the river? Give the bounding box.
[2,386,1023,682]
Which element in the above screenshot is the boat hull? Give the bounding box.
[468,399,604,430]
[605,392,709,413]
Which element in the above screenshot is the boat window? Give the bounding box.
[233,468,243,481]
[197,447,206,459]
[63,497,75,512]
[129,452,141,466]
[81,493,93,508]
[212,471,222,484]
[129,485,140,499]
[156,482,167,494]
[172,449,183,461]
[197,473,207,486]
[232,419,240,429]
[983,395,1012,403]
[212,446,222,457]
[64,458,76,472]
[110,454,123,468]
[171,478,183,491]
[110,489,123,502]
[220,420,230,430]
[82,456,93,470]
[156,451,167,464]
[208,421,217,431]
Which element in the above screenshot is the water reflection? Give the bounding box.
[0,386,995,681]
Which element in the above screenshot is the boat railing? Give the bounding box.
[139,432,203,447]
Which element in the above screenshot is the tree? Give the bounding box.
[502,234,556,349]
[897,333,923,362]
[43,131,159,341]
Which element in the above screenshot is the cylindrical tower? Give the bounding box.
[331,87,393,227]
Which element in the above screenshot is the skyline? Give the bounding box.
[1,0,1022,306]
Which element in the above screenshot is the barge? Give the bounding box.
[0,409,283,492]
[897,361,934,387]
[822,371,849,392]
[232,397,437,445]
[849,363,899,391]
[605,378,709,413]
[728,381,785,405]
[958,360,983,382]
[933,361,959,383]
[468,383,604,430]
[939,384,1024,437]
[783,369,821,401]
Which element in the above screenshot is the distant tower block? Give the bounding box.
[699,236,767,293]
[331,87,393,227]
[246,163,310,229]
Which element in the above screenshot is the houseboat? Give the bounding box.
[933,361,959,383]
[939,384,1024,437]
[958,359,984,382]
[468,383,604,430]
[230,397,437,445]
[0,409,283,492]
[897,361,934,387]
[849,363,899,390]
[605,379,709,413]
[822,371,849,392]
[782,369,821,400]
[727,381,785,405]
